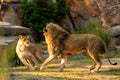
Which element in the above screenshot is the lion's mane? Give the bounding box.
[43,23,70,52]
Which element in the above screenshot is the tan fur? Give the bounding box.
[16,35,44,71]
[40,23,117,72]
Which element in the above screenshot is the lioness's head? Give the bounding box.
[18,35,30,46]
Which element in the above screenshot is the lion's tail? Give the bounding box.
[101,39,117,65]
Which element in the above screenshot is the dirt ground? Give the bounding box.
[9,56,120,80]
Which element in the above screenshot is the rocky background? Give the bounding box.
[0,0,120,44]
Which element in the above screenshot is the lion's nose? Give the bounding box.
[43,28,47,32]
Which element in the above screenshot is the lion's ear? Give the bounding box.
[25,39,30,44]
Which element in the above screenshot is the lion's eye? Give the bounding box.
[43,28,47,32]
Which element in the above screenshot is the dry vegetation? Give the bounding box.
[9,54,120,80]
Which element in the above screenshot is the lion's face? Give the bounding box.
[43,26,54,45]
[43,23,65,44]
[43,23,60,37]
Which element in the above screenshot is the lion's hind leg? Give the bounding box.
[19,56,35,71]
[30,56,40,68]
[58,56,68,72]
[27,58,35,66]
[86,49,102,72]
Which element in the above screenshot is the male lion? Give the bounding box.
[16,35,44,70]
[40,23,117,72]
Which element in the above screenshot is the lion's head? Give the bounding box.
[43,23,70,45]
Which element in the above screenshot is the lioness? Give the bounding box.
[16,35,44,70]
[40,23,117,72]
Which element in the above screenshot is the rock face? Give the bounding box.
[0,22,30,36]
[67,0,120,28]
[0,1,22,25]
[64,0,102,31]
[101,5,120,28]
[65,0,120,30]
[94,0,120,10]
[1,3,19,25]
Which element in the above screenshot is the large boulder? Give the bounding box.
[106,26,120,37]
[0,22,30,36]
[106,26,120,45]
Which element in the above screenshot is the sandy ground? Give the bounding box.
[9,57,120,80]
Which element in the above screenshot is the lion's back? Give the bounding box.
[63,34,103,53]
[65,34,99,43]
